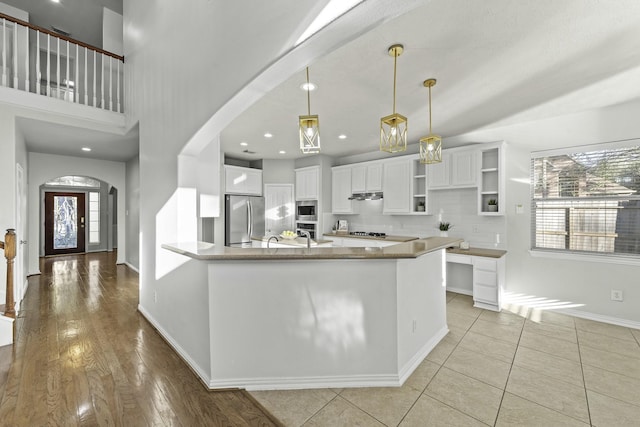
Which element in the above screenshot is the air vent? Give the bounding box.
[51,26,71,37]
[242,149,256,155]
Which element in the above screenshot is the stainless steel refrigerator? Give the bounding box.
[225,194,265,247]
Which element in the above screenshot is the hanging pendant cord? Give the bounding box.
[428,84,432,135]
[306,67,311,115]
[392,50,397,114]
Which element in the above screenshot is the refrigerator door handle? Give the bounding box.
[247,200,253,238]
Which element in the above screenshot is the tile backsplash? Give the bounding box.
[329,188,507,250]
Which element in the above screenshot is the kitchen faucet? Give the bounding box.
[266,235,279,248]
[299,230,311,248]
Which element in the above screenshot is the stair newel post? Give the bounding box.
[3,229,15,318]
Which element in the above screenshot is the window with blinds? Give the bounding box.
[531,145,640,257]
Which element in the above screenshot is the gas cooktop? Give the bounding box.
[349,231,387,238]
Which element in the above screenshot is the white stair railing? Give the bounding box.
[0,12,124,113]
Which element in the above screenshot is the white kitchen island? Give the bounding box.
[160,237,460,390]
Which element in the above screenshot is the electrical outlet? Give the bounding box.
[611,289,623,302]
[154,291,158,303]
[412,320,417,333]
[472,224,479,233]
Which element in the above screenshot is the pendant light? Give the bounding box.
[380,44,407,153]
[419,78,442,164]
[299,67,320,154]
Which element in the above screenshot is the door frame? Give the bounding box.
[44,191,86,256]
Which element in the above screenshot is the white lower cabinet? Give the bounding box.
[472,257,505,311]
[323,236,397,248]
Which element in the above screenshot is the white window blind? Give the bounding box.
[531,145,640,257]
[89,192,100,244]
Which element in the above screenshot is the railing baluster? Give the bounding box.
[117,60,120,113]
[75,43,79,103]
[36,30,40,95]
[46,34,50,96]
[92,50,96,107]
[56,37,60,98]
[84,47,88,105]
[12,19,17,88]
[65,40,69,101]
[24,25,29,92]
[109,56,113,111]
[2,18,6,87]
[101,53,105,109]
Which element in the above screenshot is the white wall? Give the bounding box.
[126,155,139,270]
[103,8,123,56]
[0,108,16,304]
[0,2,28,21]
[27,152,126,274]
[454,101,640,326]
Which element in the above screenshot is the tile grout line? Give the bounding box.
[492,313,527,427]
[575,323,594,426]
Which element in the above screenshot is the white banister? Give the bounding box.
[100,53,105,109]
[65,40,69,101]
[117,60,120,113]
[12,20,17,88]
[84,46,88,105]
[75,43,79,103]
[1,18,6,87]
[24,25,28,92]
[36,30,40,95]
[56,37,60,99]
[109,56,113,111]
[92,50,96,107]
[46,34,51,96]
[0,14,124,112]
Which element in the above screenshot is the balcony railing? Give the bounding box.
[0,13,123,113]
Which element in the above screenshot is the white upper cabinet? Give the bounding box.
[451,149,477,187]
[295,166,320,200]
[382,158,412,214]
[224,165,263,195]
[332,166,354,214]
[351,162,383,193]
[427,153,450,189]
[427,147,477,189]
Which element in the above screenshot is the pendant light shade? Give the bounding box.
[299,67,320,154]
[380,44,407,153]
[419,78,442,164]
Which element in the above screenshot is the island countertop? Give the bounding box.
[162,237,462,261]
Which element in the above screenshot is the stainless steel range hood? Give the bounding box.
[348,192,383,201]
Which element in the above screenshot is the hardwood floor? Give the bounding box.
[0,252,279,426]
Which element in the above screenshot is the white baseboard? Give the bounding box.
[137,305,212,385]
[122,262,139,273]
[557,308,640,330]
[398,325,448,384]
[446,286,473,296]
[0,315,14,346]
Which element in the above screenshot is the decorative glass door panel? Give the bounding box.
[45,192,86,255]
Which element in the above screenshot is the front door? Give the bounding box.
[44,192,86,256]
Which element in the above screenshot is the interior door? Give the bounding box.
[44,192,86,255]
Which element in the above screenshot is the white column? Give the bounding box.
[1,19,6,87]
[84,47,88,105]
[12,21,17,88]
[35,30,40,95]
[24,25,29,92]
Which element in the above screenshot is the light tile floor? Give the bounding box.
[249,292,640,426]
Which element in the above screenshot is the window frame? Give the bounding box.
[530,139,640,262]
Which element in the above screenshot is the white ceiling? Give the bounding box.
[17,117,138,162]
[221,0,640,161]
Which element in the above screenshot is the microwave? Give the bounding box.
[296,200,317,221]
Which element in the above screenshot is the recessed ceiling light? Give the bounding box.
[300,82,317,91]
[338,134,347,139]
[51,0,60,3]
[82,147,91,152]
[279,150,286,154]
[264,133,273,138]
[240,142,248,146]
